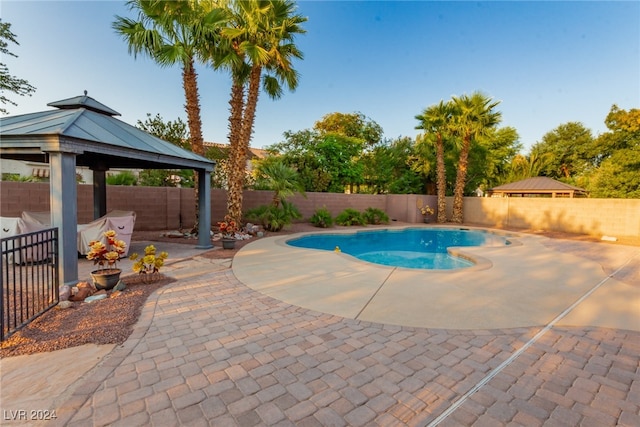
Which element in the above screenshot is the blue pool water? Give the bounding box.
[287,228,509,270]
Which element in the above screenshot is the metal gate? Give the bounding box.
[1,228,59,341]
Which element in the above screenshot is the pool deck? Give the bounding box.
[1,227,639,426]
[233,226,640,331]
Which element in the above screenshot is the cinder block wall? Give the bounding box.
[1,182,638,240]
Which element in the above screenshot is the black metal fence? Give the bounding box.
[1,228,59,341]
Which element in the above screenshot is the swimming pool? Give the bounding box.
[287,228,510,270]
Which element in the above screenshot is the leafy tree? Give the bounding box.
[267,130,332,192]
[314,112,383,146]
[530,122,595,179]
[470,126,521,191]
[267,129,366,193]
[135,113,194,187]
[0,19,36,114]
[214,0,307,224]
[588,106,640,198]
[450,92,502,223]
[137,113,190,149]
[361,137,425,195]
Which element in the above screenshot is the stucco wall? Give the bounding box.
[1,182,638,240]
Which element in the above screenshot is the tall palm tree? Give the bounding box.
[113,0,226,230]
[213,0,306,223]
[450,92,501,223]
[415,100,453,223]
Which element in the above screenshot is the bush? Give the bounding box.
[309,207,333,228]
[335,208,366,226]
[106,171,137,186]
[363,207,389,225]
[245,200,302,232]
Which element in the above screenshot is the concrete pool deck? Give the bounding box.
[233,226,640,331]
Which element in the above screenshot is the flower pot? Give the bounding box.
[222,238,236,250]
[423,217,431,223]
[90,268,122,290]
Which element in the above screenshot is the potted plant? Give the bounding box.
[129,244,169,283]
[217,215,240,249]
[416,199,435,223]
[86,229,127,290]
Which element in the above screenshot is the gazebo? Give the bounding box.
[487,177,588,198]
[0,94,215,285]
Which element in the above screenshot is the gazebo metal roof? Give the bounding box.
[0,94,213,171]
[0,94,214,286]
[487,177,588,198]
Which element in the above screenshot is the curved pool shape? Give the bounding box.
[287,228,510,270]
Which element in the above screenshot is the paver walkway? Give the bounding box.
[42,239,639,427]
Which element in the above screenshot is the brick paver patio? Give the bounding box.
[50,254,639,426]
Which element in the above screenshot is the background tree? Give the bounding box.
[136,113,193,187]
[530,122,596,180]
[0,19,36,114]
[450,92,502,223]
[314,112,383,146]
[588,106,640,198]
[361,137,425,195]
[469,126,521,191]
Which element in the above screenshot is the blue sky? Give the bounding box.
[2,1,638,152]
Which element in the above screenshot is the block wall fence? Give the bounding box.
[1,182,638,241]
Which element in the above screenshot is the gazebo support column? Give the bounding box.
[49,151,79,286]
[92,168,107,219]
[196,169,212,249]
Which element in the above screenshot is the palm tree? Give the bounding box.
[255,158,305,207]
[450,92,501,223]
[415,100,453,223]
[213,0,306,223]
[507,152,553,182]
[113,0,226,230]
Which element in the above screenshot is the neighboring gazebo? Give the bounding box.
[0,94,215,285]
[487,177,588,198]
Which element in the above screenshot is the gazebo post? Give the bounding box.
[48,151,79,286]
[196,169,213,249]
[92,167,107,219]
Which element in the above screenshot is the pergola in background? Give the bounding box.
[0,94,215,285]
[487,177,589,198]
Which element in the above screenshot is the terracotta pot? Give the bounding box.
[90,268,122,290]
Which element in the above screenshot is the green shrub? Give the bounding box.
[245,200,302,232]
[106,171,137,186]
[309,207,333,228]
[335,208,366,226]
[363,207,389,225]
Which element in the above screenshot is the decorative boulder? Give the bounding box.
[57,300,73,309]
[59,285,71,301]
[85,294,108,303]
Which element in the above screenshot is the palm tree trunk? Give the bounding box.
[452,135,470,223]
[227,65,262,224]
[182,57,204,233]
[435,133,447,223]
[226,78,245,223]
